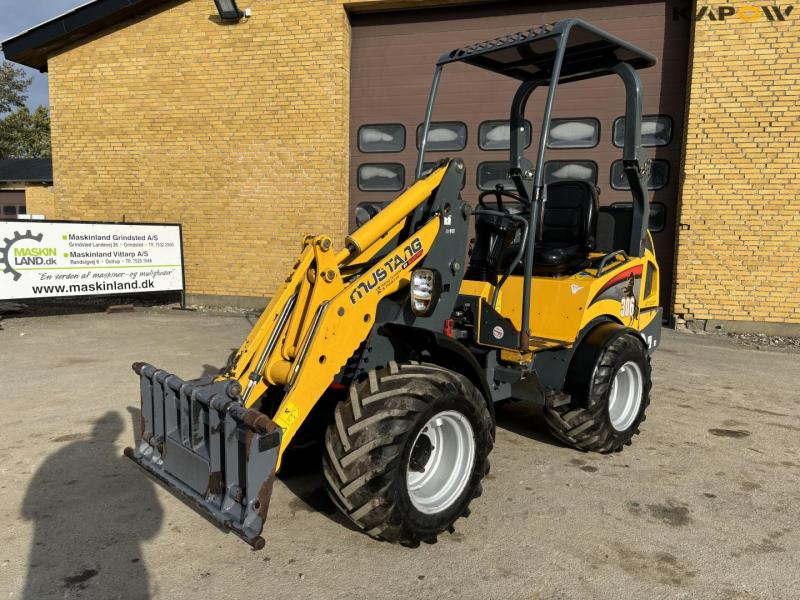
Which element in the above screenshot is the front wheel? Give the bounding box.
[544,333,651,453]
[322,362,493,545]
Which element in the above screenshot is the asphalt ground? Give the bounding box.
[0,309,798,599]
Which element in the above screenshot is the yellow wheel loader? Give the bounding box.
[126,19,663,549]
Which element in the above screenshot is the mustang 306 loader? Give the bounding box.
[126,19,663,548]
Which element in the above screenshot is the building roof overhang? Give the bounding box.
[1,0,171,72]
[0,159,54,184]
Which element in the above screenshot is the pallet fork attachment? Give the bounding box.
[125,363,281,549]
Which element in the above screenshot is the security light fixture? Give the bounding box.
[214,0,243,21]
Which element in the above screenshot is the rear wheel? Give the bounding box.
[544,333,651,453]
[322,362,493,545]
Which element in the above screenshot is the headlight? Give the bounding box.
[410,269,441,316]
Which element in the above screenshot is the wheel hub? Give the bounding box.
[409,433,433,472]
[406,410,475,515]
[607,360,644,432]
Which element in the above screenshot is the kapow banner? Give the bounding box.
[673,4,794,21]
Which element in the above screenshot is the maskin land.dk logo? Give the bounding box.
[1,230,57,281]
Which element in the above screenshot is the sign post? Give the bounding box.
[0,220,184,302]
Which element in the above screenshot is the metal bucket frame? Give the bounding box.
[125,362,281,549]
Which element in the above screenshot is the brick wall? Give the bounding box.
[22,185,55,217]
[46,0,472,303]
[42,0,800,323]
[47,0,352,300]
[673,1,800,326]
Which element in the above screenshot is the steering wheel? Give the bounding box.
[477,184,528,213]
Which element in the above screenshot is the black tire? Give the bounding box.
[322,361,493,545]
[544,333,651,453]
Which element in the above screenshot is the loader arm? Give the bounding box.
[223,164,453,465]
[262,217,439,460]
[125,160,463,548]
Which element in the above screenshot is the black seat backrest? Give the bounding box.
[541,180,598,250]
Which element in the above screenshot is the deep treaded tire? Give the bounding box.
[544,334,651,453]
[323,362,493,545]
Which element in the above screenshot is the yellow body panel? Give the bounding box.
[459,239,660,362]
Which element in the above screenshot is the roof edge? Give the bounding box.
[1,0,171,72]
[0,159,54,184]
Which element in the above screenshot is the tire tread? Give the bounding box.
[543,334,651,453]
[323,362,492,544]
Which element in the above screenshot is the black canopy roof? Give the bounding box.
[438,18,656,83]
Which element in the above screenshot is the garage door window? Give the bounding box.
[611,202,667,233]
[544,160,598,185]
[358,124,405,153]
[355,201,389,227]
[421,162,436,178]
[358,163,405,191]
[416,122,467,152]
[3,206,16,216]
[613,115,673,147]
[477,162,514,191]
[478,120,531,150]
[610,159,669,190]
[546,118,600,149]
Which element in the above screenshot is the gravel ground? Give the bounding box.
[0,310,798,600]
[726,332,800,353]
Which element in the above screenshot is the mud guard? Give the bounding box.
[124,362,280,550]
[376,323,495,424]
[560,321,645,399]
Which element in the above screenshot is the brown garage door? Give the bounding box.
[0,190,26,218]
[350,0,690,309]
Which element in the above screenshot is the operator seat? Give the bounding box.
[532,180,598,275]
[466,180,599,283]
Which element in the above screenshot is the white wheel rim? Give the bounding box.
[406,410,476,515]
[607,361,644,432]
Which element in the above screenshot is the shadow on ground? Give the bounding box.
[494,400,569,449]
[196,348,239,381]
[278,444,361,533]
[20,409,162,599]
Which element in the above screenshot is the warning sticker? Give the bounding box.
[273,402,300,430]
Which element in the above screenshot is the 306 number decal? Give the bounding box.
[621,296,636,318]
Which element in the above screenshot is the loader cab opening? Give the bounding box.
[466,179,599,283]
[415,18,657,338]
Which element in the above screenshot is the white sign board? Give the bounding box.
[0,221,183,300]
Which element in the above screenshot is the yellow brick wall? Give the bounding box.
[48,0,353,299]
[673,1,800,324]
[42,0,800,322]
[45,0,474,301]
[22,185,55,217]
